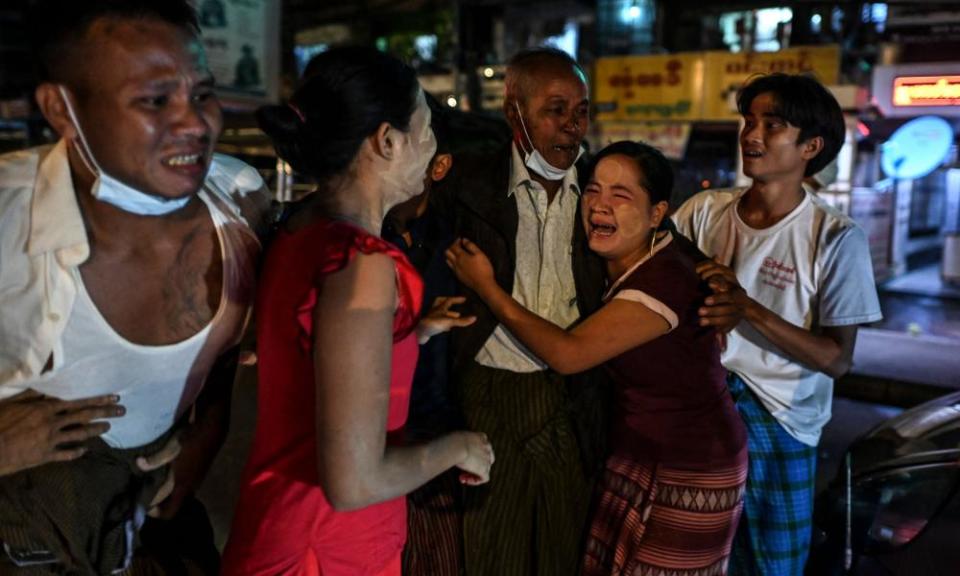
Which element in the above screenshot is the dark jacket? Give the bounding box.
[383,213,461,440]
[433,142,606,370]
[431,141,609,472]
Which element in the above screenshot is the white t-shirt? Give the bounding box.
[672,187,883,446]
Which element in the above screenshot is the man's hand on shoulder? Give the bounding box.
[0,390,124,476]
[696,257,753,334]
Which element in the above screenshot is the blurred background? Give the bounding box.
[2,0,959,286]
[2,2,959,573]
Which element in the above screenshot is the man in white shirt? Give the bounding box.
[0,1,268,573]
[672,73,882,576]
[433,48,606,576]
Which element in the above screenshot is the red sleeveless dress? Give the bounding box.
[222,219,423,576]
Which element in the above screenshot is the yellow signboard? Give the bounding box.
[593,53,704,122]
[593,45,841,123]
[701,45,840,120]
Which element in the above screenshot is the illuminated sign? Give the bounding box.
[874,64,960,117]
[881,116,953,180]
[893,76,960,107]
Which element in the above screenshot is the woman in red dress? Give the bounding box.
[448,141,747,576]
[222,47,494,576]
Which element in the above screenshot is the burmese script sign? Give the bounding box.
[593,53,704,122]
[893,76,960,107]
[593,45,840,122]
[700,45,840,120]
[873,63,960,118]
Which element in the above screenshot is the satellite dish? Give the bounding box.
[881,116,954,180]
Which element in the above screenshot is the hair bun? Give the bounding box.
[256,104,302,142]
[256,46,419,182]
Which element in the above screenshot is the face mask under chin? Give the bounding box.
[513,101,582,181]
[57,85,192,216]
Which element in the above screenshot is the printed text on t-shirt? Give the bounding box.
[759,257,796,290]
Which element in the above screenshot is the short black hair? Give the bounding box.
[257,46,420,183]
[31,0,199,85]
[737,73,845,177]
[586,140,674,206]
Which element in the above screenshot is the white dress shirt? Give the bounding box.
[474,143,581,373]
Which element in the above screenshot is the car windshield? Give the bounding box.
[852,392,960,474]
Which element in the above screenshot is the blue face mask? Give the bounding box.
[513,101,583,181]
[58,86,191,216]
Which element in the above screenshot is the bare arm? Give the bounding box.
[697,260,858,378]
[314,252,492,511]
[447,238,670,375]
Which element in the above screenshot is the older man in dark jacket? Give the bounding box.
[433,48,607,576]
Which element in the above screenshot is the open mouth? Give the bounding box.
[164,154,203,167]
[553,144,578,155]
[742,149,763,159]
[589,220,617,238]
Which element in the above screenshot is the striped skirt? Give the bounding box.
[582,455,747,576]
[457,362,591,576]
[402,469,463,576]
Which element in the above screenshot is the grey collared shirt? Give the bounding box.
[474,143,581,372]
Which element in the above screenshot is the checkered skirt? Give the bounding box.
[726,373,818,576]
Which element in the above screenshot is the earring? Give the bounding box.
[649,228,657,257]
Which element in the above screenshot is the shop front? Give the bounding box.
[871,63,960,281]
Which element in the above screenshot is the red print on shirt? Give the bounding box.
[759,257,796,290]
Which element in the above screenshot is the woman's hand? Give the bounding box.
[455,431,495,486]
[445,238,495,296]
[416,296,476,344]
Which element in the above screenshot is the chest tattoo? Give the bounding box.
[161,226,222,335]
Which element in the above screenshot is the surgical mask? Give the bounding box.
[58,86,191,216]
[514,101,583,181]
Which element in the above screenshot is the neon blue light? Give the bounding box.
[881,116,954,180]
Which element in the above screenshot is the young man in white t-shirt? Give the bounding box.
[671,73,882,576]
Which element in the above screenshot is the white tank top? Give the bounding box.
[26,188,259,448]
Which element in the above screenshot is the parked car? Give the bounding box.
[808,391,960,575]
